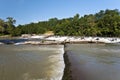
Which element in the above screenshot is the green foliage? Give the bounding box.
[1,9,120,37]
[0,17,16,36]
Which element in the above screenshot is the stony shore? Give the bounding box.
[0,36,120,45]
[16,36,120,45]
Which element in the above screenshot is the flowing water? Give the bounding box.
[0,45,65,80]
[66,44,120,80]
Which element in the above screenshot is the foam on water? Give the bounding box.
[47,47,65,80]
[0,45,65,80]
[21,45,65,80]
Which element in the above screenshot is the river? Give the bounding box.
[0,39,120,80]
[66,44,120,80]
[0,45,64,80]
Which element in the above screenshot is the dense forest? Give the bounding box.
[0,9,120,37]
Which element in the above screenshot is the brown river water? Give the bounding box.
[0,45,64,80]
[0,43,120,80]
[66,44,120,80]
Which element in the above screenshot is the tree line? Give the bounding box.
[0,17,16,36]
[0,9,120,37]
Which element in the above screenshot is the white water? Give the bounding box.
[0,45,65,80]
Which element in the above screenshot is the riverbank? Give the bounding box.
[0,36,120,45]
[45,36,120,44]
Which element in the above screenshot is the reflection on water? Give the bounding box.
[66,44,120,80]
[0,45,64,80]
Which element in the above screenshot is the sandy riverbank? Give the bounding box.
[0,36,120,45]
[12,36,120,45]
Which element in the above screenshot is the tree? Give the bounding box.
[0,19,5,34]
[6,17,16,35]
